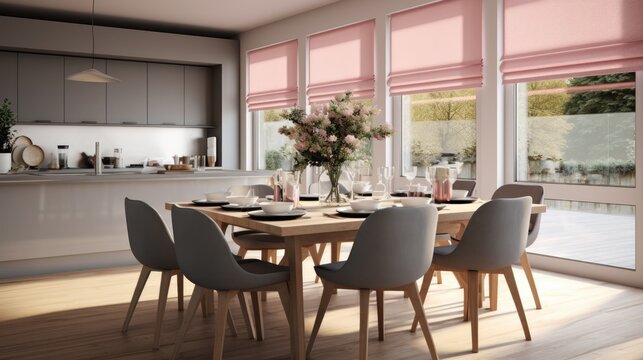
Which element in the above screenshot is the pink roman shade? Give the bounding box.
[388,0,483,96]
[307,20,375,103]
[501,0,643,84]
[246,40,298,111]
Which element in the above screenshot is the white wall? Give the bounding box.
[238,0,504,198]
[14,125,206,168]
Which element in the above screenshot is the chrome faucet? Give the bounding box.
[95,141,102,175]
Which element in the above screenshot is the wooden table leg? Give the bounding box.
[285,236,305,359]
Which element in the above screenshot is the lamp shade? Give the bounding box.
[66,68,120,83]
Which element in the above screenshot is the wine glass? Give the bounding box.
[403,166,417,192]
[382,166,394,198]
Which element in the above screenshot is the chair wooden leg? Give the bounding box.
[276,283,292,326]
[503,267,531,341]
[306,282,335,358]
[308,245,324,283]
[489,274,498,311]
[122,266,152,333]
[520,253,542,309]
[176,273,184,311]
[478,273,485,308]
[153,270,172,350]
[226,309,238,338]
[237,292,256,340]
[237,247,248,258]
[171,286,205,360]
[436,271,442,284]
[406,284,439,360]
[250,291,264,341]
[376,290,384,341]
[260,251,270,302]
[411,265,435,333]
[213,291,237,360]
[467,270,479,353]
[359,289,371,360]
[200,293,208,318]
[331,243,341,294]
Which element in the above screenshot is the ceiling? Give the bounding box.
[0,0,344,38]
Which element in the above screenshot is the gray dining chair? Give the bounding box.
[306,207,440,360]
[488,184,544,310]
[170,205,291,360]
[122,198,248,349]
[121,197,186,350]
[453,179,477,196]
[411,197,533,353]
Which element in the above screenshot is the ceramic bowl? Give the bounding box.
[352,181,372,193]
[205,192,230,201]
[349,199,383,211]
[260,201,294,214]
[401,197,431,208]
[226,195,258,206]
[451,189,469,199]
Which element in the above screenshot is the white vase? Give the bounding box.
[0,153,11,173]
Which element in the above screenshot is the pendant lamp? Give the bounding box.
[66,0,120,83]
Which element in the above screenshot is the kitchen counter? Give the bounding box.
[0,168,273,279]
[0,168,272,184]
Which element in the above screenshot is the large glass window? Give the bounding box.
[401,89,477,178]
[516,72,636,186]
[255,108,293,170]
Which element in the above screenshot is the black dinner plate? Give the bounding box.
[221,204,262,211]
[192,199,229,206]
[248,209,306,221]
[299,193,320,201]
[435,197,478,204]
[335,207,376,218]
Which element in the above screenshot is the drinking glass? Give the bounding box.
[403,166,417,192]
[383,166,394,197]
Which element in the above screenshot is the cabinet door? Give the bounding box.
[185,66,212,127]
[64,57,106,124]
[148,63,184,126]
[0,51,18,115]
[18,53,64,123]
[106,60,147,125]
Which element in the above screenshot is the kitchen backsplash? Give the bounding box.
[15,125,207,168]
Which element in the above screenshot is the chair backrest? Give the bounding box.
[171,205,287,290]
[447,197,532,270]
[453,180,476,196]
[492,184,544,247]
[334,206,438,289]
[228,184,274,197]
[124,198,178,270]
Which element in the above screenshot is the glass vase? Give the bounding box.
[318,163,348,206]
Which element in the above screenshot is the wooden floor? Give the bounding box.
[1,250,643,360]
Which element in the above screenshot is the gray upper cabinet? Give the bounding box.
[106,60,147,125]
[148,63,184,126]
[64,57,106,124]
[185,66,212,127]
[0,52,18,115]
[18,53,64,123]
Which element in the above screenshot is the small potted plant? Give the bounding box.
[0,98,17,174]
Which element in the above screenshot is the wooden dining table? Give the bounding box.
[165,199,546,359]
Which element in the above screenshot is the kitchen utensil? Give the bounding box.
[22,145,44,167]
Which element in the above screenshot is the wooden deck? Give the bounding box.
[1,251,642,360]
[528,208,635,269]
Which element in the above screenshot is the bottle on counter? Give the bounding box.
[57,145,69,169]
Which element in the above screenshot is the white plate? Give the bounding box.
[22,145,44,167]
[248,209,306,220]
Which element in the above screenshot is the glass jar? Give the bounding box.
[57,145,69,169]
